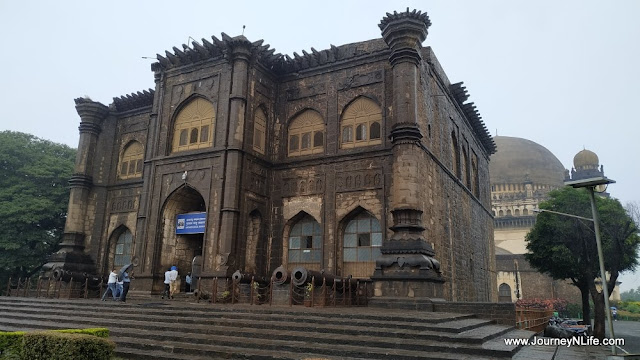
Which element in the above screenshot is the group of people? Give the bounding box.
[101,268,132,302]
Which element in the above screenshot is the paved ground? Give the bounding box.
[609,320,640,355]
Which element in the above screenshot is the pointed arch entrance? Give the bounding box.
[339,207,383,279]
[157,185,206,291]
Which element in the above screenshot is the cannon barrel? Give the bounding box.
[52,269,101,285]
[291,267,336,287]
[193,289,211,300]
[271,265,290,286]
[232,270,268,284]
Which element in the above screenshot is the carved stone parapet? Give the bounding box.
[68,174,93,189]
[74,99,109,125]
[389,122,422,143]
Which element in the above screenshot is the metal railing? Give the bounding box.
[193,275,369,307]
[3,276,103,300]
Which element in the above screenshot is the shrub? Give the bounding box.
[618,310,640,321]
[22,332,115,360]
[0,331,25,359]
[53,328,109,338]
[0,328,111,360]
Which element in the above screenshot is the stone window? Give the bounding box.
[498,283,512,302]
[462,146,470,189]
[288,110,324,157]
[118,141,144,179]
[253,108,266,154]
[288,215,323,265]
[172,98,215,153]
[343,212,382,278]
[451,131,460,178]
[471,152,479,197]
[114,229,133,267]
[340,97,382,149]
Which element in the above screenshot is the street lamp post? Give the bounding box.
[565,176,616,356]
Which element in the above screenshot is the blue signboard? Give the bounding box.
[176,212,206,234]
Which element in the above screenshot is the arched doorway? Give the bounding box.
[157,185,206,291]
[106,226,134,274]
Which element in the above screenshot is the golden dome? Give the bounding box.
[573,149,599,170]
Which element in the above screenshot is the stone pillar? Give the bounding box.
[372,9,444,298]
[218,37,251,274]
[42,98,109,279]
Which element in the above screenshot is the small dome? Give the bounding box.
[573,149,599,170]
[490,136,565,187]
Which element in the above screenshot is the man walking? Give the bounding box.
[162,268,171,299]
[169,266,179,299]
[120,271,132,302]
[101,269,118,301]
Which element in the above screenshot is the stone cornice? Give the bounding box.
[449,82,496,155]
[152,31,389,76]
[112,89,155,113]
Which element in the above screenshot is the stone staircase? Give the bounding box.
[0,296,533,359]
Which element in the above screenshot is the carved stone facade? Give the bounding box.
[48,9,496,301]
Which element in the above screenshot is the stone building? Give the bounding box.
[490,137,620,303]
[44,9,497,302]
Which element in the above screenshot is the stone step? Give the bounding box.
[0,297,475,324]
[0,305,494,344]
[0,297,530,359]
[0,312,517,357]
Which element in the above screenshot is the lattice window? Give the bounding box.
[114,229,133,267]
[343,213,382,264]
[253,108,266,154]
[288,110,324,157]
[172,98,215,153]
[118,141,144,179]
[340,97,382,149]
[288,215,323,264]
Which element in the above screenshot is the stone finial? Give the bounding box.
[379,8,431,65]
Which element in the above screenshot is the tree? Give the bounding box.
[526,186,640,339]
[620,285,640,302]
[0,131,76,290]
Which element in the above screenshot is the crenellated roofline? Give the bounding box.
[112,89,155,113]
[449,82,496,155]
[152,33,389,75]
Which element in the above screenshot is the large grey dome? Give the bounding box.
[489,136,565,187]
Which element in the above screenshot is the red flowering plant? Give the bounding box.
[516,298,568,312]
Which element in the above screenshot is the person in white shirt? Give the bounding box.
[169,266,179,299]
[101,269,118,301]
[162,268,171,299]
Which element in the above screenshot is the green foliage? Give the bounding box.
[0,131,76,288]
[52,328,109,338]
[620,285,640,301]
[21,332,114,360]
[526,187,640,286]
[618,310,640,321]
[618,301,640,314]
[564,303,582,318]
[0,331,25,359]
[0,328,109,359]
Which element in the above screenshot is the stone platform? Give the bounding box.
[0,296,533,359]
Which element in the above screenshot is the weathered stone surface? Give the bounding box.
[56,8,496,302]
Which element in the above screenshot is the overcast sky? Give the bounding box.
[1,1,638,290]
